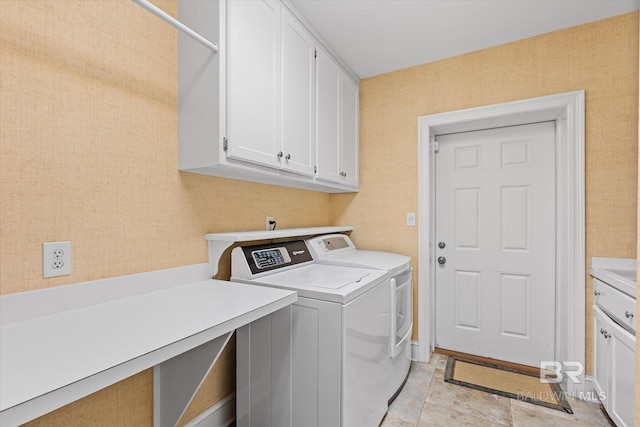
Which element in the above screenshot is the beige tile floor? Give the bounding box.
[380,353,614,427]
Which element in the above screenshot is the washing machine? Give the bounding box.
[231,239,391,427]
[306,234,413,403]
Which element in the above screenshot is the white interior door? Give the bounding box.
[435,121,556,367]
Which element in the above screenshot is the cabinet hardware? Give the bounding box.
[600,328,610,339]
[223,137,228,152]
[285,154,291,160]
[625,311,634,319]
[437,256,446,265]
[438,242,446,249]
[593,290,601,296]
[277,151,283,158]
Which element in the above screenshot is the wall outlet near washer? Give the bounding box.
[43,241,71,278]
[265,216,276,231]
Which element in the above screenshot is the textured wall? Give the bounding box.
[636,9,640,426]
[0,0,330,425]
[333,12,639,374]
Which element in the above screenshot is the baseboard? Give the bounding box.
[184,393,235,427]
[575,376,600,402]
[411,340,419,361]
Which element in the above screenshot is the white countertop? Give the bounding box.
[0,272,296,424]
[590,257,637,298]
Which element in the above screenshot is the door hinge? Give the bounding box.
[314,165,317,174]
[433,139,439,153]
[223,137,228,152]
[314,49,317,58]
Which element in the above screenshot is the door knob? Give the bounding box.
[437,256,446,265]
[438,242,446,249]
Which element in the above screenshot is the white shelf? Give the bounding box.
[0,272,297,426]
[205,226,353,276]
[205,225,353,242]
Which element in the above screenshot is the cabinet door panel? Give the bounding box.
[315,49,341,183]
[227,0,281,169]
[609,322,636,427]
[281,10,315,176]
[340,77,359,188]
[592,306,609,407]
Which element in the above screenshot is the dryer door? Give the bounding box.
[391,268,413,358]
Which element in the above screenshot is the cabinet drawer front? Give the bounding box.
[593,278,636,333]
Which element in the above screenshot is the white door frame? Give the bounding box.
[417,91,586,394]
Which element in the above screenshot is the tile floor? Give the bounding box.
[380,353,614,427]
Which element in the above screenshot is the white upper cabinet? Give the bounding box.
[340,76,359,188]
[315,48,359,189]
[226,0,282,169]
[281,8,315,177]
[178,0,359,192]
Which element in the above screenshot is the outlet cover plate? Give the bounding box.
[43,241,71,278]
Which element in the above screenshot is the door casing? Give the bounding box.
[417,91,585,395]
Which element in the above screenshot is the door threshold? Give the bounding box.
[434,347,543,376]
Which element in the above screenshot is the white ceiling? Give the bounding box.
[289,0,639,78]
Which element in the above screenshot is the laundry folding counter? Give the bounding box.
[0,263,297,426]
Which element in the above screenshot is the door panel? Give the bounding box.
[281,9,315,176]
[435,121,556,367]
[226,0,281,168]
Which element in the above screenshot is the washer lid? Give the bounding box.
[240,264,387,303]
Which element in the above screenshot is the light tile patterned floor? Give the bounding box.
[380,353,614,427]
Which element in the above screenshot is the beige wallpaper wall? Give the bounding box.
[0,0,331,425]
[636,10,639,427]
[333,11,639,374]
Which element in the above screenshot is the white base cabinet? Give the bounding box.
[592,306,636,427]
[178,0,359,193]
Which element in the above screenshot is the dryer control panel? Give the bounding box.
[307,234,356,258]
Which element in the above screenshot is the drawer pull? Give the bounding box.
[593,290,601,296]
[625,311,634,319]
[600,328,610,339]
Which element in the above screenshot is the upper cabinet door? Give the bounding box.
[226,0,282,169]
[340,76,359,188]
[315,48,341,184]
[315,48,359,188]
[281,9,315,177]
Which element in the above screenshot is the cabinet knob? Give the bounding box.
[625,311,634,319]
[438,242,446,249]
[593,290,601,296]
[277,151,283,158]
[600,328,610,339]
[285,154,291,160]
[437,256,446,265]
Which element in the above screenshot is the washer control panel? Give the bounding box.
[252,247,291,269]
[238,240,313,275]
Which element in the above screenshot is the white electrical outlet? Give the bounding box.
[266,216,275,231]
[406,212,416,227]
[43,241,71,278]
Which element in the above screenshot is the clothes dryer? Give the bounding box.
[307,234,413,402]
[231,239,390,427]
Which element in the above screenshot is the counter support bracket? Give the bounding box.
[154,332,234,427]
